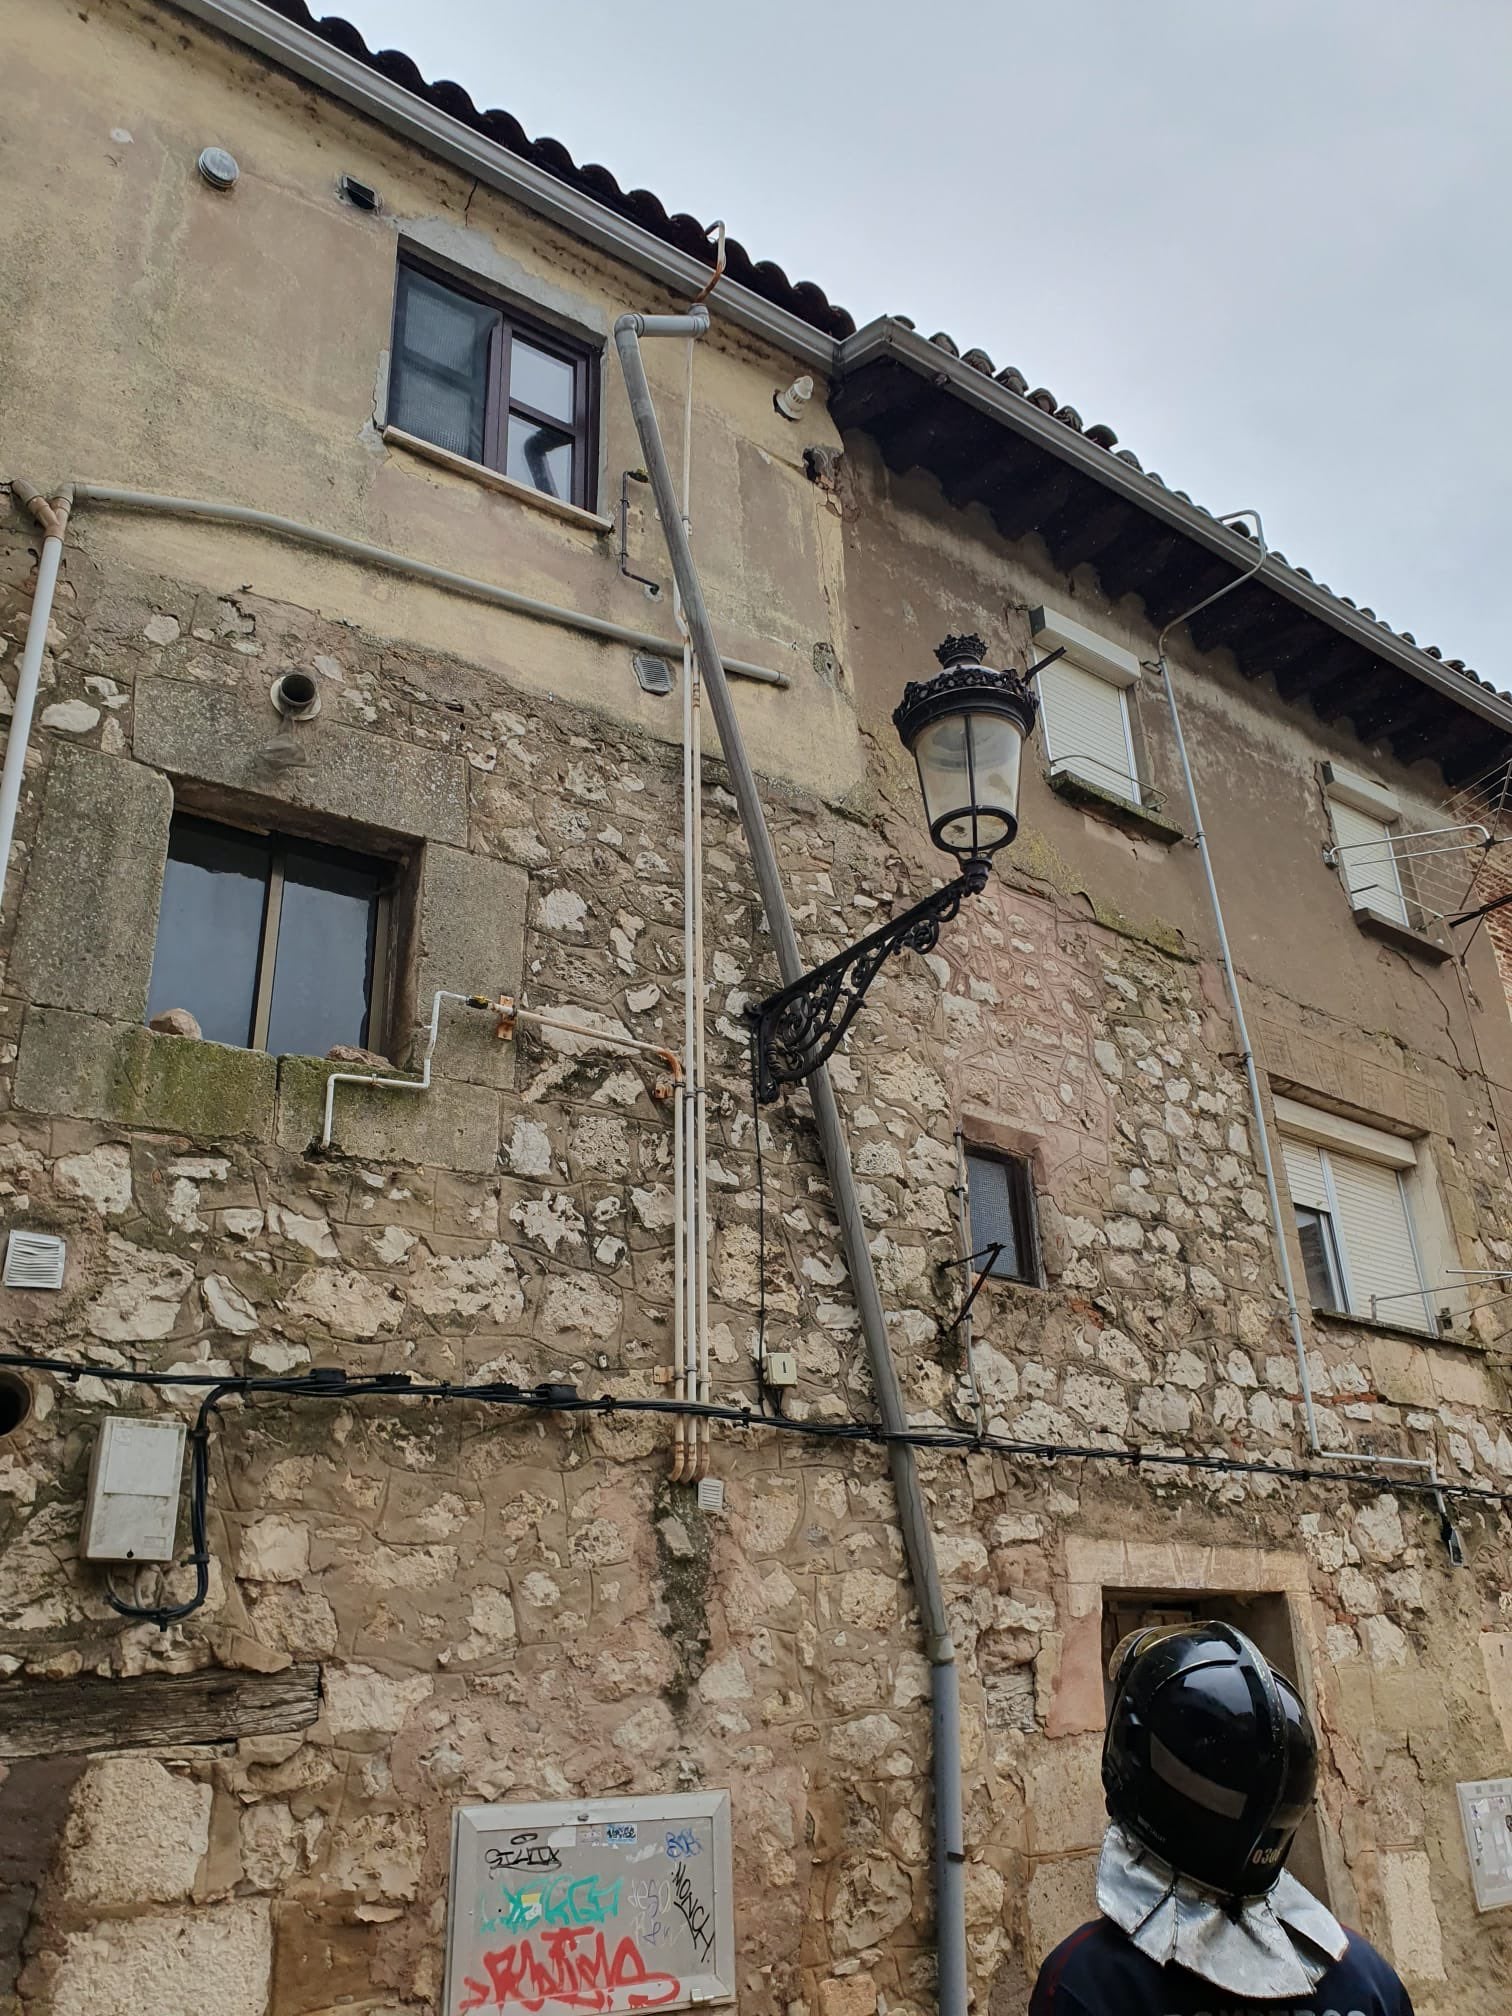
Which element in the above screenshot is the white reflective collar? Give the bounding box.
[1096,1824,1349,1999]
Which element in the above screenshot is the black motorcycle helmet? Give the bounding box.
[1102,1621,1318,1901]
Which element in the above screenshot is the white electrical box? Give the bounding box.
[764,1350,798,1387]
[1459,1778,1512,1911]
[81,1418,186,1562]
[445,1792,735,2016]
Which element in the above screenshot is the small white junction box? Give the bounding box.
[82,1418,186,1562]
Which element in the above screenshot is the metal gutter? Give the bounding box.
[834,318,1512,735]
[167,0,839,375]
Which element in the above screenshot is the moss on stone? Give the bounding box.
[1010,830,1192,960]
[107,1028,277,1140]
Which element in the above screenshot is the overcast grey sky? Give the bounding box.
[342,0,1512,683]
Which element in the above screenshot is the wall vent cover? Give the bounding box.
[4,1230,67,1290]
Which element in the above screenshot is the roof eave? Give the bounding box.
[835,317,1512,738]
[168,0,840,373]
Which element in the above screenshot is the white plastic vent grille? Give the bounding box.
[3,1230,67,1290]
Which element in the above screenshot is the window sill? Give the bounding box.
[1045,767,1184,846]
[1349,903,1451,964]
[382,425,614,535]
[1313,1305,1475,1350]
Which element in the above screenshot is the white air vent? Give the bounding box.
[696,1476,726,1513]
[3,1230,67,1290]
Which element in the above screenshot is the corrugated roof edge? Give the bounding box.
[169,0,1502,713]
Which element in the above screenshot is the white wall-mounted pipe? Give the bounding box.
[0,483,74,924]
[674,333,714,1483]
[1150,511,1320,1452]
[322,989,496,1148]
[66,484,790,689]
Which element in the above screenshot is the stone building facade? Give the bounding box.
[5,3,1512,2014]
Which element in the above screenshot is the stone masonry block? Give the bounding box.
[9,747,171,1019]
[1480,1633,1512,1755]
[1379,1848,1446,1981]
[49,1897,272,2016]
[57,1756,210,1910]
[1023,1732,1105,1855]
[134,676,467,844]
[276,1053,499,1171]
[1024,1854,1098,1973]
[409,842,528,1088]
[816,1974,878,2016]
[14,1009,276,1140]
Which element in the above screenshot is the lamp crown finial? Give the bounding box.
[935,633,987,669]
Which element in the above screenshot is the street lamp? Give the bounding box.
[748,633,1054,1102]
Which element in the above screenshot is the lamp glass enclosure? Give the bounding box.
[893,639,1039,869]
[912,706,1025,860]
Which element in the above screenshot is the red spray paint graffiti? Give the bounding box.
[459,1927,683,2014]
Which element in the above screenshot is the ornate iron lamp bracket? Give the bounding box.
[747,858,989,1102]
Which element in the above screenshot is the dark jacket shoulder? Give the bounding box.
[1030,1916,1414,2015]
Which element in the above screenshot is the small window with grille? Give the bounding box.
[965,1148,1040,1286]
[388,257,599,510]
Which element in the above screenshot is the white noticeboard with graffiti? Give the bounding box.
[1458,1777,1512,1911]
[445,1792,735,2016]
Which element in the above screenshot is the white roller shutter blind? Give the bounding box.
[1328,1152,1430,1331]
[1330,800,1408,925]
[1039,658,1138,802]
[1281,1138,1329,1212]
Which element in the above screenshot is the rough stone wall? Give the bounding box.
[3,522,1512,2016]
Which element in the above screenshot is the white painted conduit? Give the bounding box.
[324,989,682,1143]
[672,333,712,1483]
[0,483,74,923]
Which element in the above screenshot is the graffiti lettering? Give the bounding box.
[669,1861,714,1963]
[487,1834,563,1874]
[483,1875,623,1934]
[663,1831,701,1861]
[624,1876,674,1948]
[458,1928,682,2014]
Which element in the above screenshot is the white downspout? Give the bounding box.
[1150,511,1321,1450]
[1,483,74,923]
[681,341,713,1482]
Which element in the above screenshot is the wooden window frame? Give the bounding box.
[389,255,600,512]
[965,1146,1041,1286]
[157,814,395,1057]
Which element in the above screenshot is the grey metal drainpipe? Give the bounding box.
[614,311,968,2016]
[1151,511,1321,1451]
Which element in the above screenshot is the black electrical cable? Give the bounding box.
[7,1348,1509,1510]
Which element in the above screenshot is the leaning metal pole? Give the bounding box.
[615,310,968,2016]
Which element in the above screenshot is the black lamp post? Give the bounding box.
[748,634,1052,1102]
